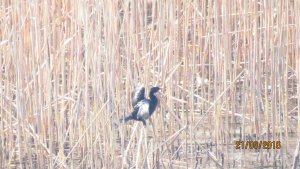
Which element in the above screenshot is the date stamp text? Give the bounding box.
[235,141,281,149]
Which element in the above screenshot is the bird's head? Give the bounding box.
[150,87,160,96]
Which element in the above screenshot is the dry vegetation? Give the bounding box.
[1,0,300,168]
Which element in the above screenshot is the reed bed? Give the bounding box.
[0,0,300,168]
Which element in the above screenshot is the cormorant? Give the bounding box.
[120,86,160,126]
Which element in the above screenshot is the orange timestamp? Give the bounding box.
[235,140,281,149]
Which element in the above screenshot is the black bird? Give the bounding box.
[120,86,160,126]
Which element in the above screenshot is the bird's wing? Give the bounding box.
[135,100,150,120]
[134,99,148,109]
[132,86,145,107]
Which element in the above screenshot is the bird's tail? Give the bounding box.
[119,115,133,124]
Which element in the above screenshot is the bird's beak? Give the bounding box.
[155,90,163,97]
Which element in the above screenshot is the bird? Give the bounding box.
[120,86,160,126]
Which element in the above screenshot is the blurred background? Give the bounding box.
[1,0,300,168]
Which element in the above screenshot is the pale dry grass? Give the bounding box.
[0,0,300,168]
